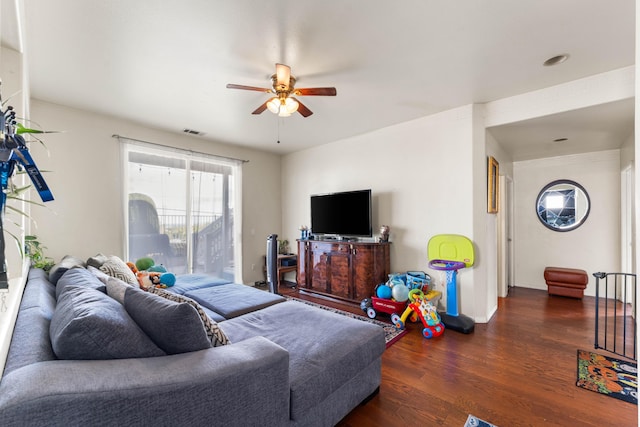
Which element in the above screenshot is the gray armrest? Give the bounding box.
[0,336,290,427]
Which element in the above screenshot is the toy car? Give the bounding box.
[393,289,445,339]
[360,296,407,325]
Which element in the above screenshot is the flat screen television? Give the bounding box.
[310,189,372,238]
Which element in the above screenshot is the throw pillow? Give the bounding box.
[86,253,109,269]
[48,255,86,286]
[99,255,137,285]
[55,267,107,300]
[149,287,230,347]
[105,276,133,304]
[123,286,213,354]
[87,265,111,284]
[50,284,165,360]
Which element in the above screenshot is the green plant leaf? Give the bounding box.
[16,122,60,135]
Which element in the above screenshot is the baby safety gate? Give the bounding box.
[593,272,637,361]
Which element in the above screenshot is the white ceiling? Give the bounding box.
[17,0,636,157]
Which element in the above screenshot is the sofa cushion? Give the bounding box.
[168,274,232,295]
[50,284,165,360]
[55,267,107,300]
[123,286,213,354]
[86,253,109,269]
[88,265,111,283]
[18,268,57,311]
[149,287,230,347]
[4,269,57,375]
[48,255,86,285]
[219,301,386,420]
[105,276,135,304]
[99,255,137,285]
[185,283,285,319]
[201,305,226,323]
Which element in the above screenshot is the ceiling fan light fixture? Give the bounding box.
[284,97,299,114]
[266,97,280,114]
[227,63,336,118]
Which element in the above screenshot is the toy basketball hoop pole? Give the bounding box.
[444,269,460,316]
[428,260,474,333]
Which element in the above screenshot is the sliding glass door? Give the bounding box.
[124,143,239,281]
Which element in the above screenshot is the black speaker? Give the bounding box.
[266,234,278,294]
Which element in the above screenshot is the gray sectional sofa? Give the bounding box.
[0,265,385,426]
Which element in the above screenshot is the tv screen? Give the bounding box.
[310,189,372,238]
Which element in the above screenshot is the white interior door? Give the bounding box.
[497,175,514,297]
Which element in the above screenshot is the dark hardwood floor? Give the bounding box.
[279,284,638,427]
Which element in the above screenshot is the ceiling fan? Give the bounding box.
[226,63,337,118]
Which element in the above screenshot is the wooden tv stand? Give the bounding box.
[297,239,391,304]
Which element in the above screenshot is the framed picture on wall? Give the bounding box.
[487,156,499,214]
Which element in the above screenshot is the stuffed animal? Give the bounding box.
[135,257,155,272]
[127,261,138,274]
[136,271,154,290]
[130,257,176,289]
[148,264,167,273]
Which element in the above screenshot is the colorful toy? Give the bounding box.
[391,282,409,302]
[376,284,392,299]
[406,271,431,290]
[135,257,155,271]
[361,282,406,323]
[394,288,445,339]
[361,296,405,325]
[129,257,175,289]
[148,264,168,273]
[428,234,475,334]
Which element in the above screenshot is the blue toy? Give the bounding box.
[376,284,392,299]
[428,234,475,334]
[391,283,409,302]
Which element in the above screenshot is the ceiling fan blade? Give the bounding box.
[275,63,291,88]
[294,87,337,96]
[226,83,272,93]
[252,102,269,115]
[291,98,313,117]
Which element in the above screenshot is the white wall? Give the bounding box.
[282,105,492,320]
[485,130,513,312]
[29,100,282,285]
[621,131,635,168]
[513,150,621,295]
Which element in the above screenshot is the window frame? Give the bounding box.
[121,140,243,281]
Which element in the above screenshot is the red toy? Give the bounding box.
[394,289,445,339]
[360,296,407,325]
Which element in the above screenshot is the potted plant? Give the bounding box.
[278,239,289,255]
[24,235,54,271]
[0,83,57,288]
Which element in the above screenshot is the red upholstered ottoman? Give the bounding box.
[544,267,588,298]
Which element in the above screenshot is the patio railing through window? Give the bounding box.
[155,213,233,277]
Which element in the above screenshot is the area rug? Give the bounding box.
[464,414,498,427]
[284,296,407,348]
[576,349,637,404]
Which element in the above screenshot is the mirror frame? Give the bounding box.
[536,179,590,232]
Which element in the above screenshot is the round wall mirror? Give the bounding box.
[536,179,590,232]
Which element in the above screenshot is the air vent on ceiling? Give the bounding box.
[183,128,204,136]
